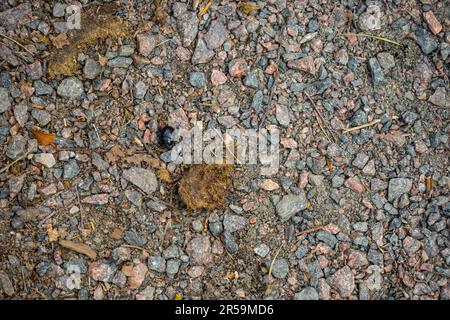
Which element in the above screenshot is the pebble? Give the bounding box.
[0,272,15,296]
[53,3,66,17]
[191,38,214,65]
[295,244,308,259]
[166,259,181,275]
[243,71,259,89]
[25,61,42,80]
[345,176,365,193]
[6,134,27,160]
[189,72,207,88]
[147,256,166,273]
[123,167,158,195]
[223,213,247,233]
[276,193,307,221]
[220,231,238,253]
[229,58,248,78]
[377,52,395,70]
[34,153,56,168]
[414,28,438,55]
[271,258,289,279]
[326,266,355,298]
[34,81,54,96]
[423,11,442,35]
[128,263,148,289]
[63,160,80,179]
[388,178,412,202]
[428,87,447,107]
[210,69,227,86]
[134,81,147,99]
[136,33,158,57]
[107,57,133,68]
[208,221,223,237]
[124,230,148,247]
[31,109,51,126]
[0,87,12,113]
[83,59,101,80]
[204,19,228,49]
[368,57,385,84]
[251,90,264,113]
[177,11,199,47]
[89,261,117,283]
[358,4,382,31]
[254,243,270,258]
[13,101,28,127]
[187,236,212,265]
[276,104,290,127]
[57,77,84,100]
[294,287,319,300]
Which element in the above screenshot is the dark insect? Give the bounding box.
[159,126,175,148]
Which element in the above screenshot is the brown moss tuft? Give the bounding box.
[178,164,232,211]
[47,3,127,78]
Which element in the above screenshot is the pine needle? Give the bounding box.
[343,32,404,47]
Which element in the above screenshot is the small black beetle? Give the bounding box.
[159,126,176,148]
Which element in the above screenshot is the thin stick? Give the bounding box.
[0,33,35,56]
[75,186,86,238]
[343,32,404,47]
[343,115,399,134]
[120,244,149,254]
[38,211,58,227]
[265,244,284,295]
[305,92,337,142]
[296,225,323,237]
[0,152,30,174]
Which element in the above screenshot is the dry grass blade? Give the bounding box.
[0,152,30,174]
[343,32,404,47]
[265,244,283,295]
[305,92,337,142]
[0,33,34,56]
[199,0,215,17]
[343,115,399,134]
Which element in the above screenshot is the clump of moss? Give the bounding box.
[47,3,127,78]
[179,164,232,211]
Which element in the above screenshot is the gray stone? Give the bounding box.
[0,87,12,113]
[123,167,157,195]
[53,3,66,17]
[254,243,270,258]
[34,153,56,168]
[243,71,259,89]
[368,58,385,84]
[63,160,80,179]
[189,72,207,88]
[415,28,438,55]
[125,190,142,207]
[316,231,338,248]
[107,57,133,68]
[358,4,382,31]
[192,38,214,65]
[134,81,147,99]
[177,11,199,47]
[83,59,101,80]
[221,231,238,253]
[31,109,51,126]
[295,244,308,259]
[294,287,319,300]
[223,213,247,233]
[13,101,28,127]
[276,193,307,221]
[35,261,51,277]
[377,52,395,69]
[251,90,264,113]
[204,19,228,49]
[34,81,54,96]
[166,259,181,275]
[276,104,290,127]
[271,258,289,279]
[6,134,27,160]
[124,230,147,247]
[388,178,412,202]
[209,221,223,237]
[57,77,84,99]
[148,256,166,273]
[0,272,14,296]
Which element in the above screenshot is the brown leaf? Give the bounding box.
[105,144,125,163]
[31,128,56,146]
[124,155,160,168]
[98,54,108,66]
[59,239,97,260]
[47,225,59,242]
[51,33,69,49]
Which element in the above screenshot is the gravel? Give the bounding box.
[57,77,84,99]
[276,193,307,221]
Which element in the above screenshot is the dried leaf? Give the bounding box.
[156,169,173,183]
[124,155,160,168]
[105,144,125,163]
[238,2,262,15]
[47,225,59,242]
[51,33,69,49]
[31,128,56,146]
[426,176,433,194]
[199,0,215,17]
[98,54,108,66]
[59,239,97,260]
